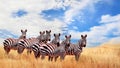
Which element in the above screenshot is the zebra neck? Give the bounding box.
[76,43,82,50]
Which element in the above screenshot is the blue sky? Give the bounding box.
[0,0,120,47]
[12,9,28,18]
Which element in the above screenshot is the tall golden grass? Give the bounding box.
[0,43,120,68]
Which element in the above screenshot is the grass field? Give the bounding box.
[0,43,120,68]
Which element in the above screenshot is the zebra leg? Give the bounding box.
[41,55,45,60]
[48,56,51,61]
[17,47,24,54]
[54,56,59,62]
[48,56,53,61]
[33,51,38,58]
[29,50,32,54]
[4,46,10,54]
[60,53,65,61]
[37,52,41,58]
[75,53,80,61]
[27,49,30,55]
[51,57,53,61]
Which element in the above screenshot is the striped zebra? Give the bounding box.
[52,35,71,61]
[44,30,51,43]
[65,34,87,61]
[48,33,61,61]
[17,31,46,54]
[51,33,60,46]
[36,30,51,43]
[37,31,45,42]
[3,29,27,54]
[17,37,39,54]
[17,31,51,54]
[31,33,60,59]
[31,35,71,61]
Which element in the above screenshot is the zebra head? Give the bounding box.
[79,34,87,47]
[20,29,27,39]
[39,31,45,42]
[65,35,71,46]
[45,30,51,41]
[52,33,61,47]
[17,39,26,54]
[62,35,71,50]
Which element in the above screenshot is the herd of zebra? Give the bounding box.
[3,29,87,61]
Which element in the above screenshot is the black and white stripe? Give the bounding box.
[65,35,87,61]
[3,29,27,54]
[17,37,39,54]
[31,35,71,61]
[31,33,60,60]
[3,38,20,49]
[31,42,58,59]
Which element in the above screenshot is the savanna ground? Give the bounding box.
[0,43,120,68]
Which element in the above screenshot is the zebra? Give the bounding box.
[3,29,27,54]
[51,33,61,46]
[44,30,51,43]
[31,35,71,61]
[60,34,87,61]
[17,31,45,54]
[31,33,60,59]
[37,31,45,42]
[17,37,39,54]
[52,35,71,61]
[48,33,61,61]
[35,30,51,43]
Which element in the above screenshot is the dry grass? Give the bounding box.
[0,43,120,68]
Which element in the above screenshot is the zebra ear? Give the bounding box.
[21,29,23,32]
[49,30,51,33]
[39,31,42,34]
[43,31,45,34]
[59,33,60,36]
[65,35,67,38]
[81,35,83,38]
[25,29,27,32]
[54,34,56,37]
[85,34,87,37]
[46,30,48,33]
[69,35,71,38]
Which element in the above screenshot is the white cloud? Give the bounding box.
[100,14,120,23]
[69,14,120,47]
[64,0,98,24]
[0,0,118,47]
[0,0,67,38]
[0,0,99,37]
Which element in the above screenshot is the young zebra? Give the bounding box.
[17,31,45,54]
[66,34,87,61]
[3,29,27,54]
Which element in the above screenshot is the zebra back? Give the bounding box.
[17,37,39,54]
